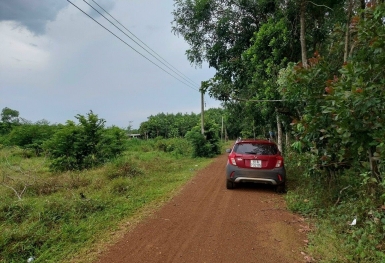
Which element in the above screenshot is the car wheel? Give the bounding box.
[276,183,286,193]
[226,180,235,189]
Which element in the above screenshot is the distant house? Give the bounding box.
[127,133,141,139]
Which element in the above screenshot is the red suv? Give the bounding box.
[225,139,286,192]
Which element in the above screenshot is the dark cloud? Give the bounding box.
[0,0,115,35]
[0,0,68,34]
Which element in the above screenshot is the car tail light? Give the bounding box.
[230,171,235,178]
[275,158,283,168]
[228,153,238,166]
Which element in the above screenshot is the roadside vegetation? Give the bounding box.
[2,1,385,262]
[0,109,224,262]
[173,1,385,262]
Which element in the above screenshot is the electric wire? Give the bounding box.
[83,0,198,88]
[66,0,199,91]
[89,0,199,87]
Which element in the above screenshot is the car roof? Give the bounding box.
[236,139,276,145]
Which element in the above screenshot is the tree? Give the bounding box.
[0,107,20,134]
[7,122,58,154]
[172,0,343,144]
[185,120,221,157]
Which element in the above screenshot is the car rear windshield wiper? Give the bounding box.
[244,151,257,154]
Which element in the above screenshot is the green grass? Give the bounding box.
[0,140,216,263]
[284,150,385,263]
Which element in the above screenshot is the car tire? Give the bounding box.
[226,180,235,189]
[276,183,286,193]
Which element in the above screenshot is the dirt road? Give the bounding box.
[95,154,307,263]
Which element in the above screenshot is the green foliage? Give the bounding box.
[285,152,385,262]
[97,126,128,162]
[278,5,385,260]
[0,139,213,263]
[6,122,58,154]
[109,177,133,195]
[172,0,277,70]
[153,137,193,157]
[285,192,316,216]
[279,3,385,179]
[0,107,20,134]
[43,111,127,171]
[105,158,144,180]
[139,112,198,139]
[185,127,207,157]
[171,1,385,261]
[138,108,225,139]
[185,120,220,158]
[1,107,19,124]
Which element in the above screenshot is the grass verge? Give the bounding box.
[284,150,385,262]
[0,140,218,263]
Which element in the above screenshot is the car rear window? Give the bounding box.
[234,143,278,155]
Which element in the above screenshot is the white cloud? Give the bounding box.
[0,21,50,72]
[0,0,221,129]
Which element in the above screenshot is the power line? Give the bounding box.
[89,0,199,87]
[83,0,198,88]
[66,0,199,92]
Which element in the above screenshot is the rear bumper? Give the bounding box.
[226,164,286,185]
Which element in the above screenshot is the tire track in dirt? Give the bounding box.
[95,154,307,263]
[163,155,233,262]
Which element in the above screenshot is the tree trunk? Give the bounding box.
[360,0,365,10]
[300,0,308,68]
[368,147,381,182]
[285,132,290,151]
[221,116,224,141]
[344,0,353,62]
[276,114,283,152]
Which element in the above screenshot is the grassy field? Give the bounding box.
[0,139,224,263]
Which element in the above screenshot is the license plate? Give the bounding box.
[250,160,262,168]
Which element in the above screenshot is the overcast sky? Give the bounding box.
[0,0,221,129]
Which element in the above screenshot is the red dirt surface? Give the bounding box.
[95,154,308,263]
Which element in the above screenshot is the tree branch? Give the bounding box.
[334,185,351,206]
[308,1,333,11]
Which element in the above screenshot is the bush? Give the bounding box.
[7,122,58,154]
[97,126,128,162]
[285,149,385,262]
[185,121,220,158]
[43,111,128,171]
[153,138,192,156]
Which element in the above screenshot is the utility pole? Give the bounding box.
[127,120,133,137]
[201,89,205,135]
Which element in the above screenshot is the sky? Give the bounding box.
[0,0,221,129]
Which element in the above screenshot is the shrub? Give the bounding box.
[43,111,127,171]
[7,123,58,154]
[185,121,220,158]
[97,126,128,162]
[153,138,192,156]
